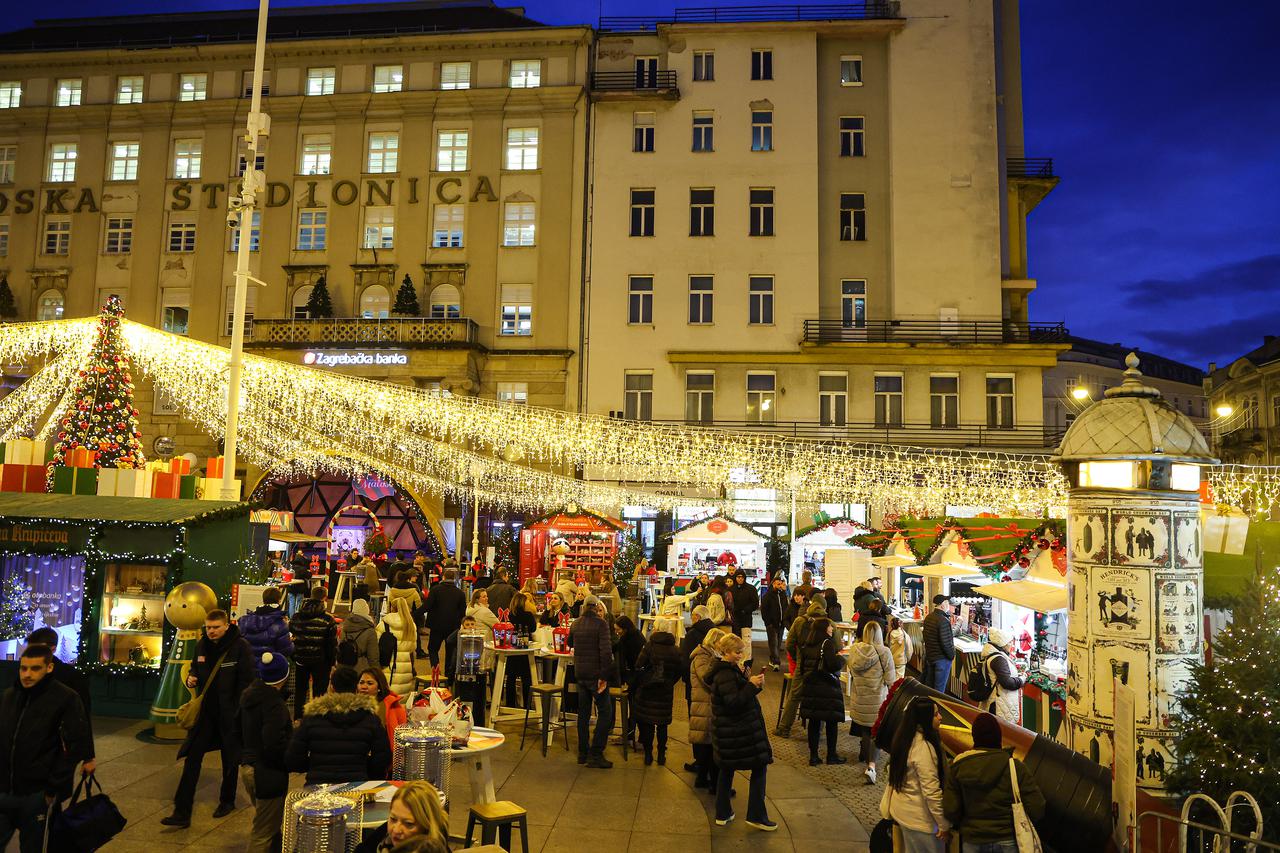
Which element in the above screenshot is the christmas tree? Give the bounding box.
[613,532,646,592]
[493,526,518,573]
[306,275,334,319]
[0,276,17,320]
[0,574,36,641]
[1167,567,1280,836]
[392,274,421,316]
[51,295,146,469]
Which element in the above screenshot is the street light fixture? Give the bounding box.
[1214,404,1234,419]
[1070,387,1089,401]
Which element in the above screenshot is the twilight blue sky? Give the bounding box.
[2,0,1277,369]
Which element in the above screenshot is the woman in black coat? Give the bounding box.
[630,630,682,765]
[708,632,775,832]
[613,615,646,745]
[796,616,847,766]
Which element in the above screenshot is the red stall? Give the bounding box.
[518,508,625,586]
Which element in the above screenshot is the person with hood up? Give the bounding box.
[822,588,844,624]
[979,629,1026,724]
[357,667,407,774]
[730,568,759,667]
[848,619,897,784]
[340,598,381,673]
[943,712,1044,852]
[759,575,789,671]
[286,666,392,784]
[237,586,295,662]
[236,651,292,853]
[687,626,729,791]
[631,630,682,766]
[796,615,847,766]
[774,594,827,737]
[379,596,418,700]
[290,586,339,716]
[708,632,775,831]
[886,698,951,853]
[854,576,887,620]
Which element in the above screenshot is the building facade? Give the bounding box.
[1204,336,1280,465]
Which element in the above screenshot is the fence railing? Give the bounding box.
[1135,809,1277,853]
[802,319,1069,344]
[1007,157,1055,178]
[600,3,898,31]
[248,317,477,347]
[645,418,1066,449]
[590,70,679,91]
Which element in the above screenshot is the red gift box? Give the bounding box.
[152,471,181,499]
[69,446,96,468]
[170,457,191,475]
[206,456,225,478]
[23,465,47,493]
[1,464,47,493]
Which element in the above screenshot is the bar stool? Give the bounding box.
[609,685,631,760]
[465,801,530,853]
[520,682,569,757]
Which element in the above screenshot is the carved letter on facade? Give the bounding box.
[332,180,359,206]
[304,181,319,208]
[470,175,497,202]
[171,182,193,210]
[14,189,34,214]
[366,179,393,206]
[201,183,226,209]
[435,177,462,204]
[408,177,419,204]
[73,188,99,213]
[44,189,70,214]
[266,182,292,207]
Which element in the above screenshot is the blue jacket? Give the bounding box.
[238,605,295,660]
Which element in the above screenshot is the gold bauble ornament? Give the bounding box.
[163,581,218,630]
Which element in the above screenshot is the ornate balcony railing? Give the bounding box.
[590,70,679,91]
[802,319,1068,344]
[247,317,477,348]
[1007,158,1055,179]
[600,3,899,31]
[643,418,1065,449]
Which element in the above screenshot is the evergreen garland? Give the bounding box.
[392,274,421,316]
[306,275,335,319]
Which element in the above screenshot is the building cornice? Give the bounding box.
[670,343,1068,368]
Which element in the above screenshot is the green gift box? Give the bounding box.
[51,466,98,495]
[179,474,198,500]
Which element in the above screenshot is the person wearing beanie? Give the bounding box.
[570,594,616,768]
[236,652,292,853]
[943,712,1045,850]
[286,666,390,785]
[340,598,381,673]
[980,629,1026,723]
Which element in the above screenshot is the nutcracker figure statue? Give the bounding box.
[150,581,218,740]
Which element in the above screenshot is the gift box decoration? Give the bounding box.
[1202,505,1249,556]
[197,477,241,500]
[0,463,49,494]
[97,467,153,498]
[152,472,180,499]
[1,438,46,466]
[68,446,97,468]
[51,465,99,496]
[206,456,225,479]
[170,456,192,476]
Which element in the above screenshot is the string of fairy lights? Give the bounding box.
[1,317,1279,517]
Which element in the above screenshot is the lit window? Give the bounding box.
[625,373,653,420]
[441,62,471,90]
[628,276,653,324]
[432,205,464,248]
[503,202,536,247]
[840,192,866,241]
[692,112,714,152]
[167,215,197,253]
[173,139,202,179]
[819,373,848,426]
[108,141,140,181]
[43,218,71,255]
[179,73,207,101]
[241,70,270,98]
[55,79,82,107]
[749,188,774,236]
[874,375,903,427]
[362,207,395,249]
[103,217,133,254]
[428,284,461,318]
[747,372,776,423]
[751,111,773,152]
[505,127,539,170]
[986,375,1015,429]
[0,146,13,183]
[231,210,261,252]
[0,218,8,256]
[685,372,714,423]
[437,131,469,172]
[360,284,390,319]
[161,288,190,335]
[0,81,21,109]
[748,276,773,325]
[300,134,332,175]
[306,67,336,96]
[841,280,867,328]
[223,284,257,337]
[297,209,327,250]
[840,55,863,86]
[497,382,529,405]
[751,49,773,81]
[499,284,533,336]
[510,60,541,88]
[47,143,77,182]
[692,50,714,82]
[37,289,64,320]
[236,151,266,177]
[373,65,403,93]
[633,112,655,153]
[630,189,655,237]
[291,285,314,319]
[688,276,713,324]
[367,132,399,173]
[116,76,143,104]
[840,117,866,157]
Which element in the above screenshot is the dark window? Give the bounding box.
[840,193,866,241]
[749,188,774,236]
[630,189,655,237]
[751,49,773,81]
[690,188,715,236]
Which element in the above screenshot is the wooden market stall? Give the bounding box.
[666,515,768,581]
[790,517,870,585]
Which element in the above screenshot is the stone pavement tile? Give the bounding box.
[629,831,712,853]
[569,767,646,797]
[709,829,798,852]
[104,793,171,828]
[96,839,188,853]
[761,763,838,799]
[453,818,552,853]
[541,826,630,853]
[639,765,702,797]
[95,758,174,790]
[629,795,712,835]
[556,793,638,833]
[772,797,868,841]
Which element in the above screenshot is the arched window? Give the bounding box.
[360,284,390,319]
[1245,395,1260,429]
[37,289,64,321]
[291,285,313,320]
[428,284,461,319]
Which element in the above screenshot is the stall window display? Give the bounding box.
[100,562,166,668]
[0,554,85,661]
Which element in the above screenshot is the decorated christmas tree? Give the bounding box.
[0,276,17,320]
[493,526,518,573]
[0,574,36,641]
[1167,567,1280,835]
[613,532,646,591]
[50,295,146,469]
[306,275,334,319]
[392,274,421,316]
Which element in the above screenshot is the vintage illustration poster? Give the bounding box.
[1093,640,1152,724]
[1069,509,1109,564]
[1155,575,1200,655]
[1172,512,1202,569]
[1092,566,1150,639]
[1109,510,1171,568]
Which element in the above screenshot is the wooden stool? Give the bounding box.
[609,685,631,760]
[520,682,569,757]
[776,672,793,728]
[464,801,530,853]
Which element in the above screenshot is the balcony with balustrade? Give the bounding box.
[246,316,478,349]
[801,318,1069,345]
[640,417,1065,450]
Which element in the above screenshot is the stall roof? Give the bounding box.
[668,514,768,543]
[268,531,329,544]
[980,581,1068,613]
[0,493,251,526]
[525,509,625,533]
[903,563,991,580]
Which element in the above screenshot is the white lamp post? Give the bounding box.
[469,461,486,563]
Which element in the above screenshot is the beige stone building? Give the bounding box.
[1205,337,1280,465]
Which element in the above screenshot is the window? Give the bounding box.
[841,280,867,328]
[428,284,461,318]
[635,57,659,88]
[751,49,773,81]
[497,382,528,405]
[685,372,715,423]
[47,143,77,182]
[840,192,866,241]
[986,376,1015,428]
[510,60,541,88]
[55,79,82,107]
[161,288,190,335]
[688,276,713,324]
[874,375,904,427]
[747,372,776,423]
[291,285,313,320]
[441,62,471,90]
[692,112,714,152]
[693,50,715,81]
[103,217,133,254]
[179,73,207,101]
[116,76,143,104]
[749,188,774,236]
[1273,395,1280,427]
[630,189,655,237]
[241,70,270,98]
[840,55,863,86]
[367,132,399,173]
[306,67,336,96]
[628,276,653,324]
[300,134,332,175]
[173,139,202,179]
[237,151,266,176]
[502,202,535,247]
[297,209,327,250]
[690,188,714,236]
[373,65,403,93]
[0,146,13,183]
[624,373,653,420]
[37,289,64,321]
[0,81,20,109]
[0,218,7,256]
[231,210,260,252]
[751,111,773,152]
[819,373,848,426]
[930,375,959,428]
[436,130,469,171]
[167,215,197,253]
[633,112,655,152]
[223,285,257,337]
[748,276,774,325]
[362,207,395,249]
[505,127,539,170]
[360,284,390,318]
[108,141,140,181]
[840,117,865,157]
[432,204,464,248]
[500,284,533,336]
[43,218,70,255]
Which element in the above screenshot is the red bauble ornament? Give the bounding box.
[1037,538,1050,551]
[1017,557,1030,569]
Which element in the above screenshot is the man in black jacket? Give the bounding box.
[730,569,760,669]
[25,628,95,762]
[922,594,957,695]
[236,652,291,853]
[424,569,467,668]
[289,587,338,717]
[0,644,92,852]
[485,569,517,613]
[286,667,390,784]
[854,577,888,620]
[162,610,255,827]
[570,595,616,769]
[759,576,789,671]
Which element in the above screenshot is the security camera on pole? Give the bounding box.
[223,0,271,500]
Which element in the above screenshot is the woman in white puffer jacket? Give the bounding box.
[884,697,951,852]
[378,596,418,700]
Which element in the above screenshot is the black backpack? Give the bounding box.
[379,621,398,669]
[967,653,997,702]
[336,636,358,667]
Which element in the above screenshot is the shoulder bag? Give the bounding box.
[45,772,127,853]
[175,647,231,730]
[1009,757,1043,853]
[869,783,895,853]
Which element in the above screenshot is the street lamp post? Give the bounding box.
[469,461,486,564]
[223,0,271,500]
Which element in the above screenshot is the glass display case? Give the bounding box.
[99,562,166,669]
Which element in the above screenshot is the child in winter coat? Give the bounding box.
[630,630,682,765]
